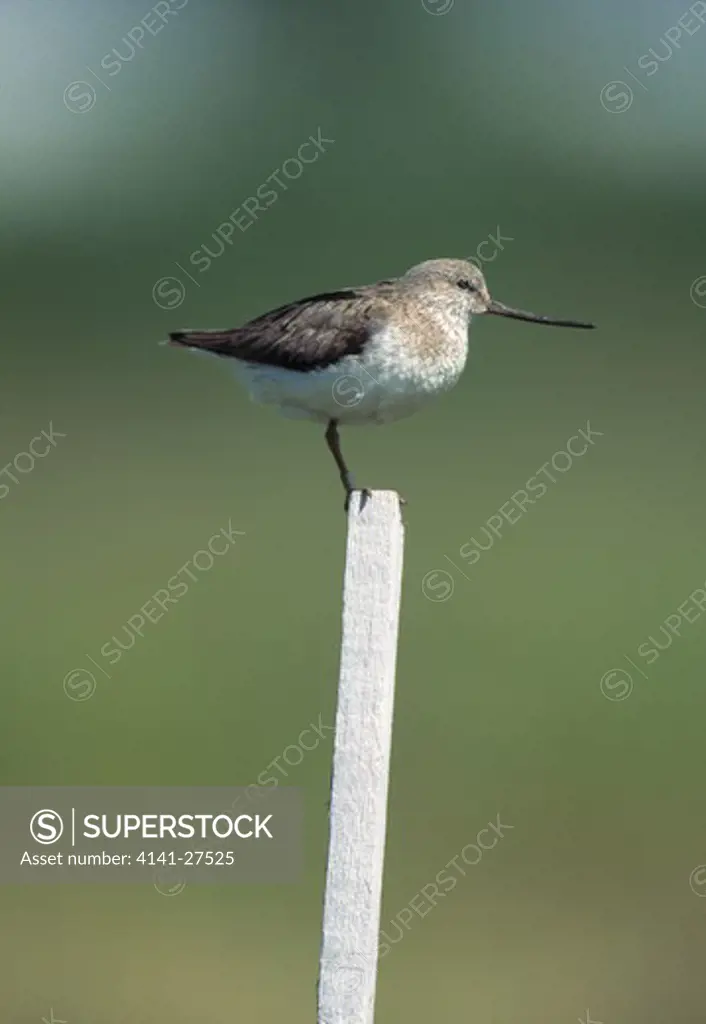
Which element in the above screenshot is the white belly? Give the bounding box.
[231,324,469,425]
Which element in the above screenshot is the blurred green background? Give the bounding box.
[3,0,706,1020]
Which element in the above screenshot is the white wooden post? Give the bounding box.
[317,491,405,1024]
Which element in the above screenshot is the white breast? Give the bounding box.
[228,318,469,426]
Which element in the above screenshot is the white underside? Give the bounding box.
[218,323,469,426]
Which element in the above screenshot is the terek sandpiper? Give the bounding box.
[168,258,594,505]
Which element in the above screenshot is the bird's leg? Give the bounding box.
[325,420,371,511]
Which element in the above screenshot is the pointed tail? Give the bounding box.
[167,329,239,353]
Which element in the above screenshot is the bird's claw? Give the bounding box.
[342,489,407,515]
[344,488,373,514]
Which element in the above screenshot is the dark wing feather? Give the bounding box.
[169,286,394,372]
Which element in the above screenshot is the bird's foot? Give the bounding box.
[342,486,406,515]
[343,487,373,514]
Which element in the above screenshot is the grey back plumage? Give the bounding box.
[169,284,398,372]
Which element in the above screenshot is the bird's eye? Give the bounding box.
[458,279,477,292]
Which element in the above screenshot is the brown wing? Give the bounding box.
[169,285,394,373]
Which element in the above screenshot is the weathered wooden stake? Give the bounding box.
[317,491,405,1024]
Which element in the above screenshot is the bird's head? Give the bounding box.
[401,258,595,330]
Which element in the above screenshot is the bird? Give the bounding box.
[167,258,595,507]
